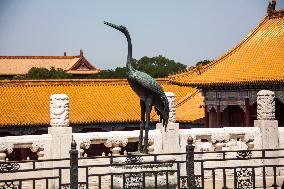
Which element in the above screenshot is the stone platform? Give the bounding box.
[110,155,177,189]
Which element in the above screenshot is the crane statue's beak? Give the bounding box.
[104,21,126,32]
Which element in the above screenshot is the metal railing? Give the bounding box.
[0,157,70,188]
[193,148,284,189]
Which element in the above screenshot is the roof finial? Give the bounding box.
[267,0,276,16]
[80,49,83,57]
[64,52,67,56]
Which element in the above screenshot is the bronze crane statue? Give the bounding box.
[104,21,169,153]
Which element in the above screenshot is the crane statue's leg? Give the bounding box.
[143,97,152,153]
[139,100,146,153]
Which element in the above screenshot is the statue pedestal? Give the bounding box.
[156,122,180,153]
[110,155,177,189]
[254,120,279,150]
[255,120,279,176]
[48,127,72,159]
[156,91,180,153]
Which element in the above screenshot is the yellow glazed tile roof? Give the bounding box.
[0,56,80,75]
[151,89,204,123]
[176,90,204,123]
[0,79,203,127]
[170,10,284,87]
[0,55,99,75]
[66,70,100,74]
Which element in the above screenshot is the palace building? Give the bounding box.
[1,1,283,135]
[170,2,284,128]
[0,50,100,78]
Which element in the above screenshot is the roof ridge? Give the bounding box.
[151,88,197,119]
[168,68,194,79]
[0,78,168,82]
[268,9,284,18]
[66,56,83,70]
[0,78,169,87]
[188,78,284,87]
[176,88,200,107]
[0,56,81,59]
[0,79,127,86]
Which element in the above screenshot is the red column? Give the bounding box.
[205,105,209,128]
[217,105,222,128]
[245,98,251,127]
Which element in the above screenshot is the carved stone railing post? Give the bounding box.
[48,94,72,159]
[30,141,45,160]
[254,90,278,149]
[78,140,91,158]
[211,133,230,151]
[257,90,275,120]
[0,152,6,162]
[166,92,176,123]
[147,138,155,154]
[50,94,69,127]
[104,137,128,156]
[156,92,180,153]
[0,142,13,162]
[254,90,279,175]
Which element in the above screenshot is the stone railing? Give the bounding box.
[1,90,284,188]
[178,127,262,178]
[0,126,268,161]
[278,127,284,175]
[179,127,261,153]
[73,130,162,157]
[0,134,52,161]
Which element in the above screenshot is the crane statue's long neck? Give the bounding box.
[125,32,134,73]
[103,22,134,72]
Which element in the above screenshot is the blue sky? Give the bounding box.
[0,1,283,69]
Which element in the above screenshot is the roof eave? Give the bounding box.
[183,80,284,90]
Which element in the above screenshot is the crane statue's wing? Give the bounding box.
[133,71,165,96]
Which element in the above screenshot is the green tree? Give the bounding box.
[133,55,187,78]
[86,67,127,79]
[13,67,72,80]
[88,55,186,79]
[12,55,188,79]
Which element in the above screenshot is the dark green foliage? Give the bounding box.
[13,67,72,80]
[195,60,210,67]
[89,55,186,79]
[11,55,188,80]
[86,67,127,79]
[133,55,187,78]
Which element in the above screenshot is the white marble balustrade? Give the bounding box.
[0,134,52,161]
[73,129,162,156]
